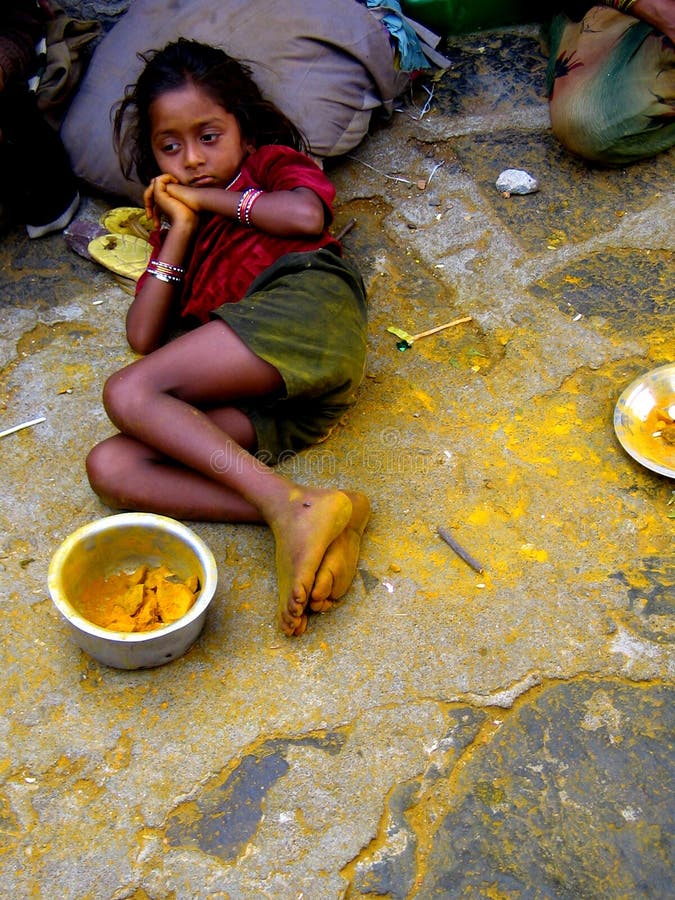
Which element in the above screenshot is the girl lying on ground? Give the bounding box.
[86,38,370,636]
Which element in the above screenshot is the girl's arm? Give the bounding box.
[125,177,199,355]
[166,183,326,237]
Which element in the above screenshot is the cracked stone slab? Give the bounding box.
[447,128,675,255]
[531,249,675,338]
[408,678,674,899]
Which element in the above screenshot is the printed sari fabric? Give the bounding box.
[546,5,675,164]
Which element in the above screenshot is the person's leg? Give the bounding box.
[546,6,675,164]
[88,412,370,619]
[308,490,371,612]
[93,319,355,635]
[86,406,263,521]
[0,84,79,236]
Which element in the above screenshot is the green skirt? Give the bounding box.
[211,248,368,463]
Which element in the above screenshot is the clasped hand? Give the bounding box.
[143,174,202,231]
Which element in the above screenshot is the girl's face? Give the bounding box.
[149,82,252,187]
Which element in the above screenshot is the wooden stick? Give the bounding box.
[335,217,357,241]
[0,416,46,439]
[411,316,472,342]
[437,525,484,574]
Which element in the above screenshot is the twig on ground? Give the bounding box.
[335,218,357,241]
[438,525,485,574]
[0,416,46,439]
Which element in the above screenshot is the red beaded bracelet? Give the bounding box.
[235,188,255,223]
[242,189,263,226]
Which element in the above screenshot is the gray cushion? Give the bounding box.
[61,0,409,201]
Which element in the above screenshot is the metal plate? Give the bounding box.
[614,363,675,479]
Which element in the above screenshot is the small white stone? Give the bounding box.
[495,168,539,195]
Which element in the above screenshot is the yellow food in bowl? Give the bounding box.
[75,564,200,633]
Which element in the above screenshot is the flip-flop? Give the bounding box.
[99,206,153,241]
[88,233,151,281]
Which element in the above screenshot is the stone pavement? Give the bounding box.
[1,22,673,900]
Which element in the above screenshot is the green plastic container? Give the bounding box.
[401,0,541,34]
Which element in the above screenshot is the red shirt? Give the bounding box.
[138,145,341,323]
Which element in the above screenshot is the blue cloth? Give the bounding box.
[364,0,432,71]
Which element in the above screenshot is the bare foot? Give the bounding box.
[271,487,353,636]
[309,491,370,613]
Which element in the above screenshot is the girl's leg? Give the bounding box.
[87,431,371,625]
[308,490,371,612]
[86,406,263,522]
[94,319,357,635]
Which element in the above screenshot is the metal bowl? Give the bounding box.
[614,362,675,479]
[48,513,218,669]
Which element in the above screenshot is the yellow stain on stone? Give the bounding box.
[0,791,21,844]
[411,388,436,412]
[503,627,525,645]
[519,543,549,562]
[71,778,104,805]
[232,577,252,591]
[126,887,154,900]
[547,227,568,245]
[485,885,512,900]
[637,513,670,555]
[6,538,33,557]
[467,506,492,526]
[494,328,512,347]
[509,498,528,520]
[494,394,620,483]
[104,730,133,772]
[61,362,94,388]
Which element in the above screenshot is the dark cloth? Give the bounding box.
[36,6,101,128]
[0,0,79,229]
[0,80,78,226]
[0,0,49,85]
[212,248,368,462]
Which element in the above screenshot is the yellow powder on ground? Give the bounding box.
[76,564,200,633]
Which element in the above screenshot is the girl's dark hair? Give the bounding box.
[113,38,307,184]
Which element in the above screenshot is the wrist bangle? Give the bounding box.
[147,259,185,284]
[603,0,639,12]
[242,189,263,226]
[236,188,257,224]
[151,259,185,274]
[148,269,183,284]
